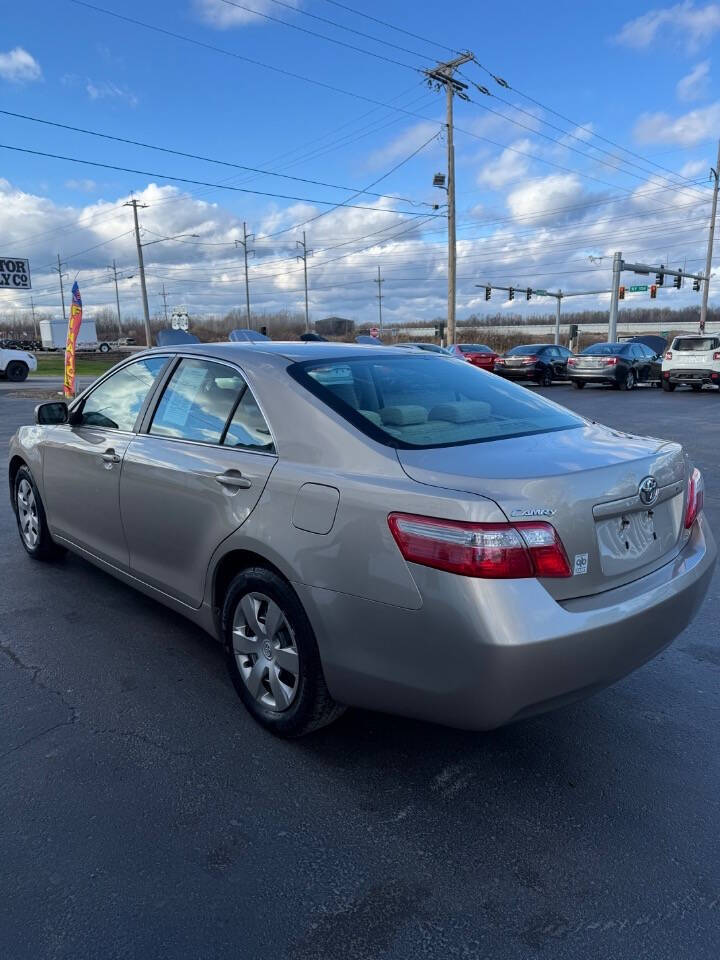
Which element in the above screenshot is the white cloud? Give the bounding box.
[65,179,98,193]
[0,47,42,83]
[676,60,711,100]
[679,158,707,177]
[86,79,138,107]
[476,140,531,190]
[366,122,441,170]
[614,2,720,51]
[194,0,299,28]
[506,174,586,224]
[634,100,720,145]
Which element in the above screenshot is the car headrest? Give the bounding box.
[380,405,429,426]
[428,401,491,423]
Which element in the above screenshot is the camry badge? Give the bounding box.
[638,476,659,506]
[511,507,556,518]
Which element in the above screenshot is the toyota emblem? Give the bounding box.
[638,476,659,506]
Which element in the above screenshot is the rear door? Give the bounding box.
[42,355,169,567]
[120,356,277,607]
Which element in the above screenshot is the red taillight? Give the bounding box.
[714,351,720,361]
[684,468,704,530]
[522,355,539,364]
[495,358,506,365]
[665,351,673,360]
[387,513,571,579]
[602,357,618,366]
[567,357,577,366]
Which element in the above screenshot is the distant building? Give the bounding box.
[315,316,355,336]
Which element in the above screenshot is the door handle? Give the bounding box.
[102,449,121,464]
[215,471,252,490]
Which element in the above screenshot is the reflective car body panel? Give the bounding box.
[8,342,716,731]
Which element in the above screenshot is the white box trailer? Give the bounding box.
[39,318,111,353]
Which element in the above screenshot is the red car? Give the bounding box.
[447,343,499,371]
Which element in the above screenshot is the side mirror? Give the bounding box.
[35,401,69,425]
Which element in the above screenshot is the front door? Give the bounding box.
[42,355,169,567]
[120,356,277,607]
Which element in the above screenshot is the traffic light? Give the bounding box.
[526,288,532,301]
[484,285,491,301]
[508,287,515,301]
[619,285,625,300]
[650,284,657,299]
[674,270,682,290]
[656,266,664,287]
[693,278,701,292]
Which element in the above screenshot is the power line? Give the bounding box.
[0,142,441,218]
[316,0,460,56]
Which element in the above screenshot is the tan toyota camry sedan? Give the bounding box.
[9,343,716,736]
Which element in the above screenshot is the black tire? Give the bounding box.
[540,368,553,387]
[98,342,110,354]
[692,383,702,392]
[662,380,676,392]
[222,566,345,737]
[5,360,28,382]
[622,369,636,391]
[572,380,585,389]
[13,465,66,561]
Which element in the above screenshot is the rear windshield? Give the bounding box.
[671,337,719,352]
[459,344,492,353]
[582,343,625,355]
[289,355,582,449]
[505,345,544,356]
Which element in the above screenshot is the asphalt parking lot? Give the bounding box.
[1,381,719,960]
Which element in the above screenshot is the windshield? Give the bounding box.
[290,354,582,449]
[459,344,492,353]
[583,343,624,355]
[671,337,719,352]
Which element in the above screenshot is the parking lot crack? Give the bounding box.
[0,641,79,725]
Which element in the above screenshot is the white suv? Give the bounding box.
[662,335,720,392]
[0,347,37,382]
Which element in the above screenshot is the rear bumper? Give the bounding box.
[495,366,540,382]
[664,368,719,385]
[567,369,621,385]
[298,514,716,731]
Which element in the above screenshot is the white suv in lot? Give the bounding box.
[662,336,720,392]
[0,347,37,382]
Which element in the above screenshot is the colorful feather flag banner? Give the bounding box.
[64,281,83,399]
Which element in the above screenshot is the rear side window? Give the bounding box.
[79,356,168,431]
[150,358,245,444]
[290,354,581,449]
[672,338,719,352]
[223,389,275,452]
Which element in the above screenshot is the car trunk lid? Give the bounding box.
[396,423,688,600]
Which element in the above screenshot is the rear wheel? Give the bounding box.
[13,466,66,561]
[662,380,675,392]
[572,380,585,389]
[98,342,110,353]
[623,370,636,391]
[692,383,703,392]
[5,360,28,382]
[540,368,552,387]
[223,566,345,737]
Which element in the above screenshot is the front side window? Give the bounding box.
[78,356,168,431]
[150,358,245,444]
[290,354,582,449]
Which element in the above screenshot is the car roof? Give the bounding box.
[142,340,438,362]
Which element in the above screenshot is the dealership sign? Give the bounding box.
[0,258,31,289]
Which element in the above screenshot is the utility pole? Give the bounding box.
[554,293,562,346]
[108,259,126,341]
[235,222,254,329]
[125,198,151,347]
[700,139,720,332]
[160,283,170,323]
[55,254,67,321]
[29,296,38,339]
[425,52,474,347]
[374,265,384,336]
[296,231,312,331]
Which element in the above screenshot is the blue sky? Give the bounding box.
[2,0,720,327]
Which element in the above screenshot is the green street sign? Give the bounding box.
[534,289,549,296]
[629,285,648,292]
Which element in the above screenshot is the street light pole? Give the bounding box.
[700,139,720,332]
[554,293,562,346]
[608,250,623,343]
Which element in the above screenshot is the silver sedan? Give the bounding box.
[9,343,716,737]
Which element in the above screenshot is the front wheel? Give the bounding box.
[223,567,345,737]
[5,361,28,382]
[14,466,66,561]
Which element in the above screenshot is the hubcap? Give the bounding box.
[17,479,39,548]
[232,592,299,712]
